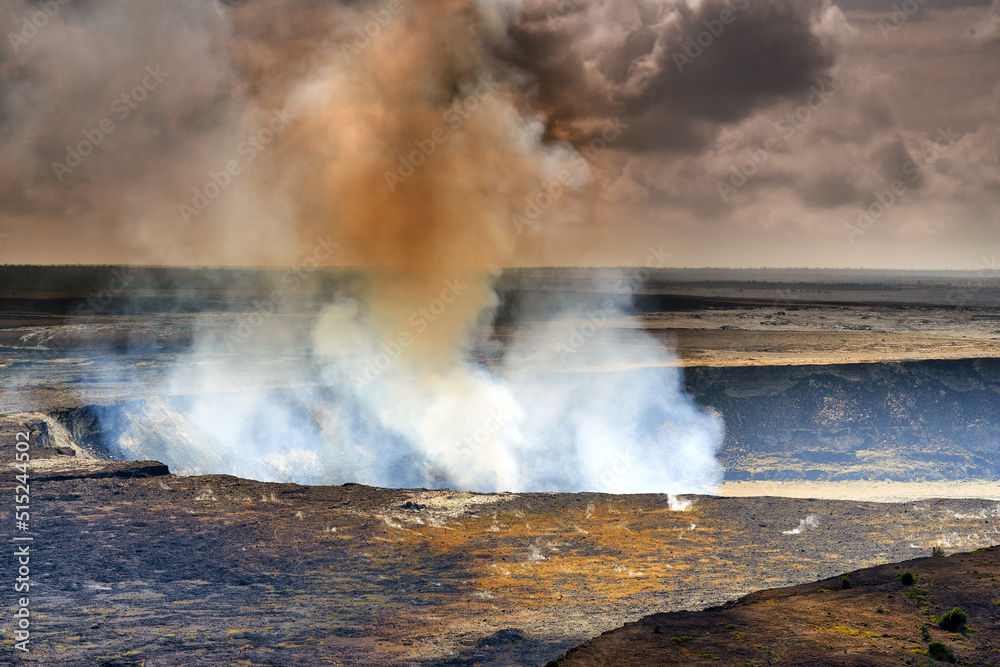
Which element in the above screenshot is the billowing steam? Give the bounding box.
[303,279,725,492]
[106,278,725,493]
[783,515,820,535]
[259,0,724,492]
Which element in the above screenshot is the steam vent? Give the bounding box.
[3,1,1000,665]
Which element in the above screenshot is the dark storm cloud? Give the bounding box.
[800,172,865,209]
[833,0,991,10]
[509,0,837,152]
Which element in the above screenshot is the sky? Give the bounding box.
[0,0,998,269]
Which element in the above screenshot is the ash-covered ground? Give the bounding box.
[559,545,1000,666]
[1,454,999,665]
[2,266,999,664]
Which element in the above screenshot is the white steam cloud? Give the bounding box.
[305,278,724,492]
[783,515,820,535]
[101,276,725,494]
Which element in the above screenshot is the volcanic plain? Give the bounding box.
[2,266,1000,665]
[2,452,999,665]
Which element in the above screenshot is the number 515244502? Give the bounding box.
[15,431,30,511]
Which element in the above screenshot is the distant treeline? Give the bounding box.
[2,265,996,299]
[0,265,361,299]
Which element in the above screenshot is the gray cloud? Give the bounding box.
[509,0,838,153]
[834,0,991,10]
[0,0,998,269]
[964,0,1000,45]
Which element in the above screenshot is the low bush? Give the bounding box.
[937,607,967,632]
[927,641,955,662]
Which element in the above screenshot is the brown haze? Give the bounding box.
[263,0,575,361]
[1,1,998,267]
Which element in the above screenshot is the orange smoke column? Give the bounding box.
[272,0,572,367]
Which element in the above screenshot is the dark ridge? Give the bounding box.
[32,460,170,482]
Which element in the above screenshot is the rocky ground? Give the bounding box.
[557,546,1000,666]
[2,448,1000,665]
[3,267,1000,665]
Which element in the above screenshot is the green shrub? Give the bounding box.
[653,624,662,634]
[841,576,853,589]
[546,661,559,667]
[899,570,917,586]
[927,641,955,662]
[932,546,946,557]
[920,623,931,640]
[937,607,967,632]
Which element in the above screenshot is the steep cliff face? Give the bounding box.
[685,359,1000,482]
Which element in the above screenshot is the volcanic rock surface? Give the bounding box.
[2,449,999,665]
[3,267,1000,665]
[556,546,1000,666]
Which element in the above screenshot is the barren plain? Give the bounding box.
[2,266,999,665]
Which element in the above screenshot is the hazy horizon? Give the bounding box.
[3,263,1000,275]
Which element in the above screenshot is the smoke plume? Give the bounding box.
[3,0,735,492]
[236,0,723,492]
